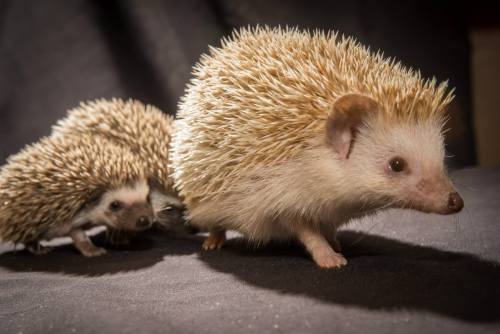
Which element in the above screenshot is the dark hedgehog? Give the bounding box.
[0,99,186,256]
[0,134,154,256]
[52,98,185,231]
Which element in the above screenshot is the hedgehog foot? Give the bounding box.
[296,227,347,269]
[313,251,347,269]
[70,228,107,257]
[202,229,226,250]
[25,242,53,255]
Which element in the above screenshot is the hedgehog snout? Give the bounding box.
[446,191,464,214]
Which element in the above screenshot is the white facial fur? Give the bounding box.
[71,180,152,230]
[346,116,458,214]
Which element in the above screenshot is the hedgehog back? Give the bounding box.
[53,99,175,193]
[171,26,453,205]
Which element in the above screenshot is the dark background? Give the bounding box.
[1,3,500,333]
[1,0,498,167]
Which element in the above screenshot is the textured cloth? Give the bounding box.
[0,167,499,334]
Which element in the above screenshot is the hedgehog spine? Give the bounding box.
[171,26,463,268]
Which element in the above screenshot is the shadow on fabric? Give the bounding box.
[0,231,201,276]
[1,230,498,322]
[198,231,500,323]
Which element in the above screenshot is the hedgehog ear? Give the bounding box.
[325,94,379,159]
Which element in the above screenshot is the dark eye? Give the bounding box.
[164,206,173,211]
[109,201,122,211]
[388,157,406,173]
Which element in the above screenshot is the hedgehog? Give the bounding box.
[0,134,156,256]
[51,99,185,230]
[170,26,464,268]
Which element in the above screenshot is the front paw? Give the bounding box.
[80,246,107,257]
[202,233,225,250]
[313,251,347,269]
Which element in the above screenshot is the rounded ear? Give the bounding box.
[325,94,379,159]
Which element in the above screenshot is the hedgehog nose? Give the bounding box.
[447,192,464,213]
[136,216,151,229]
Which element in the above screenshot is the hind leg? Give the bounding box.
[202,229,226,250]
[25,241,53,255]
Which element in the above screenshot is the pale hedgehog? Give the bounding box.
[52,99,185,230]
[171,27,464,268]
[0,134,154,257]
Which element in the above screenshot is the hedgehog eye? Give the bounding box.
[109,201,122,211]
[388,157,407,173]
[164,206,173,211]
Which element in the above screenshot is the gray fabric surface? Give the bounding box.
[0,167,499,334]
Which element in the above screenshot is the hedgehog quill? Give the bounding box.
[0,99,184,256]
[52,99,185,231]
[0,135,154,256]
[171,27,464,268]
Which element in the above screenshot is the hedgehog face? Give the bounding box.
[326,94,463,215]
[348,116,463,215]
[98,181,155,231]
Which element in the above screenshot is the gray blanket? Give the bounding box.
[1,167,499,334]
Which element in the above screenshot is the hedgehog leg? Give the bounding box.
[202,229,226,250]
[296,227,347,269]
[69,229,107,257]
[25,241,53,255]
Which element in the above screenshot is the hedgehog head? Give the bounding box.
[323,94,463,215]
[83,180,155,231]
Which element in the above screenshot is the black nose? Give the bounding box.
[447,192,464,213]
[136,216,151,229]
